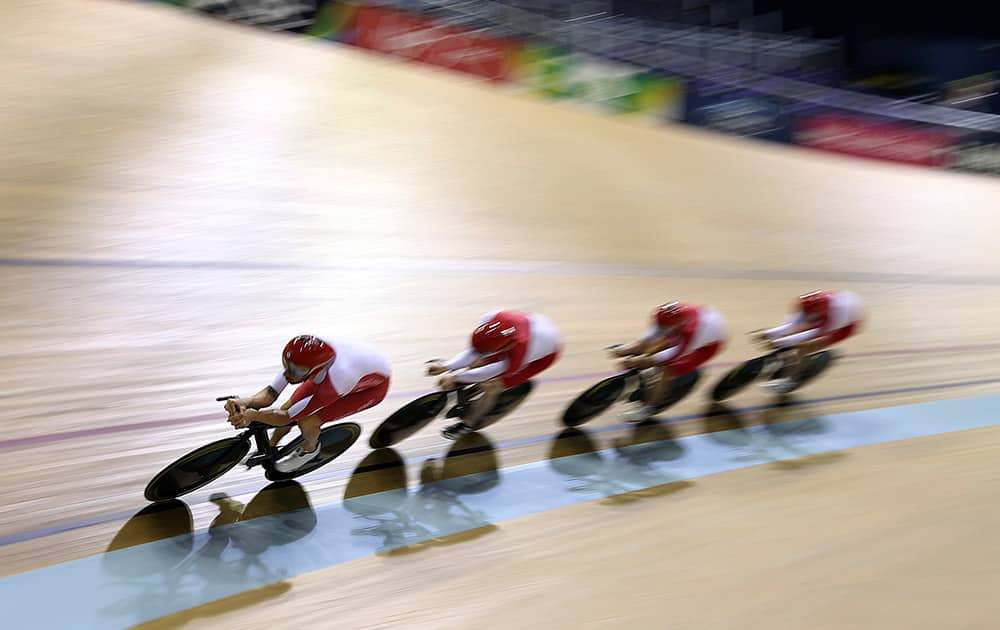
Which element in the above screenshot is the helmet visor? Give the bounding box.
[284,361,312,381]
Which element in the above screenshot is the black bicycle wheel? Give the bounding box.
[651,369,702,412]
[478,380,535,429]
[786,350,835,392]
[369,392,448,449]
[266,422,362,481]
[711,356,767,402]
[561,372,631,427]
[144,437,250,502]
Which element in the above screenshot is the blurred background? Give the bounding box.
[170,0,1000,170]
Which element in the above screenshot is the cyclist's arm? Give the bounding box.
[244,385,280,409]
[612,328,660,357]
[771,327,822,348]
[454,359,509,383]
[227,370,287,417]
[445,347,479,371]
[762,313,806,339]
[649,343,682,365]
[242,402,293,426]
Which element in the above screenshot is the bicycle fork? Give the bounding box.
[245,424,276,470]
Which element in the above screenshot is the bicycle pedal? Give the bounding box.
[761,355,782,373]
[445,404,466,419]
[245,452,269,468]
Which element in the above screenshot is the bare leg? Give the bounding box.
[644,366,674,409]
[273,414,324,472]
[297,415,323,452]
[461,379,504,430]
[784,337,830,382]
[269,425,292,448]
[623,367,674,423]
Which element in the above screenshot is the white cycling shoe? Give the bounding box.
[622,405,654,424]
[275,445,320,472]
[762,377,797,394]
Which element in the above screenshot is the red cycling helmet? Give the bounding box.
[282,335,335,381]
[471,314,519,355]
[653,301,686,329]
[798,291,828,317]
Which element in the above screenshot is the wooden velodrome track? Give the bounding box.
[5,1,1000,627]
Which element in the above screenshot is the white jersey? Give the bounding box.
[522,312,561,363]
[825,290,863,330]
[270,337,391,396]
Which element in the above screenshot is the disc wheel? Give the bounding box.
[369,392,448,449]
[477,380,535,429]
[144,437,250,502]
[562,372,632,427]
[266,422,363,481]
[711,356,768,402]
[783,350,835,393]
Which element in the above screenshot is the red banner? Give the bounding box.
[353,5,514,82]
[793,113,956,167]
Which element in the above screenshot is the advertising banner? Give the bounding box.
[352,4,516,82]
[941,72,998,114]
[511,45,685,120]
[509,44,578,98]
[792,112,957,167]
[306,0,361,42]
[947,132,1000,175]
[685,78,791,142]
[629,72,685,122]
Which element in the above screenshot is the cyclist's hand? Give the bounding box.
[622,356,653,370]
[438,375,459,390]
[426,362,448,376]
[224,398,246,420]
[229,408,256,429]
[606,344,628,358]
[749,329,769,343]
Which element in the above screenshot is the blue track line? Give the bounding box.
[2,372,999,549]
[4,390,1000,628]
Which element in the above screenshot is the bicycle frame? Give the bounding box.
[241,422,296,471]
[218,395,291,470]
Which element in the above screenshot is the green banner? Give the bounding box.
[307,0,360,40]
[511,44,685,120]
